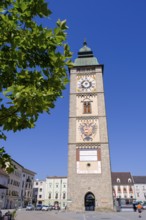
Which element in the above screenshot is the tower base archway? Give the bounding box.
[84,192,95,211]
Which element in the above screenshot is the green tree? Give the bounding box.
[0,0,72,172]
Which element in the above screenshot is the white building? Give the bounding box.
[33,176,67,209]
[45,176,67,209]
[20,168,36,207]
[4,159,36,208]
[6,160,23,209]
[0,169,9,209]
[133,176,146,202]
[33,179,46,205]
[112,172,135,204]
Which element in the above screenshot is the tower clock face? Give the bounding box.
[77,76,96,92]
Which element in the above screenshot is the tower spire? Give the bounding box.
[83,38,87,46]
[74,41,99,66]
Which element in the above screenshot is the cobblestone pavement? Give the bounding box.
[2,209,146,220]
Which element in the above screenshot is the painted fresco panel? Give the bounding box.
[76,119,100,142]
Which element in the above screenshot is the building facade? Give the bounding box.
[2,160,36,209]
[20,168,36,207]
[112,172,135,205]
[32,174,146,210]
[33,179,45,205]
[6,160,22,209]
[67,41,113,211]
[33,177,67,209]
[0,169,9,209]
[133,176,146,202]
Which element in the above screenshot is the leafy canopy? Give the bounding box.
[0,0,72,172]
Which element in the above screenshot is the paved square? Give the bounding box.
[12,209,146,220]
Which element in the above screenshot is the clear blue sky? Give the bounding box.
[4,0,146,180]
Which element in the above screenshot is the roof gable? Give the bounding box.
[112,172,134,185]
[133,176,146,184]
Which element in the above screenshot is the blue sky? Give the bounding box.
[4,0,146,180]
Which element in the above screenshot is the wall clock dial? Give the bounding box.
[77,76,96,92]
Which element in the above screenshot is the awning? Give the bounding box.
[0,184,8,189]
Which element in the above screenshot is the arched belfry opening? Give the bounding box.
[84,192,95,211]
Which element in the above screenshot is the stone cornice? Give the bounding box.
[68,142,108,145]
[70,92,104,95]
[69,116,106,119]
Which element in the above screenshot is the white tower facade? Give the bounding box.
[67,42,113,211]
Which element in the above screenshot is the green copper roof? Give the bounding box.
[74,41,99,66]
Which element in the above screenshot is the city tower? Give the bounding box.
[67,41,113,211]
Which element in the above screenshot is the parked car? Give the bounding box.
[26,204,35,211]
[41,205,48,211]
[35,204,42,210]
[42,205,48,211]
[48,205,53,211]
[41,205,53,211]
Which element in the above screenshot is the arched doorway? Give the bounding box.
[54,201,60,210]
[84,192,95,211]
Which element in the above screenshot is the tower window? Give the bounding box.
[83,101,91,114]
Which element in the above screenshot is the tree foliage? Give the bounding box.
[0,0,72,172]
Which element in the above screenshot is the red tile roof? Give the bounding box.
[111,172,134,185]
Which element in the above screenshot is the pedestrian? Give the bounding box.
[133,203,137,212]
[137,203,142,218]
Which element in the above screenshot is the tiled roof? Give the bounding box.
[112,172,134,185]
[22,167,36,175]
[133,176,146,184]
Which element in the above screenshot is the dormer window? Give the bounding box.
[117,178,120,183]
[128,178,131,183]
